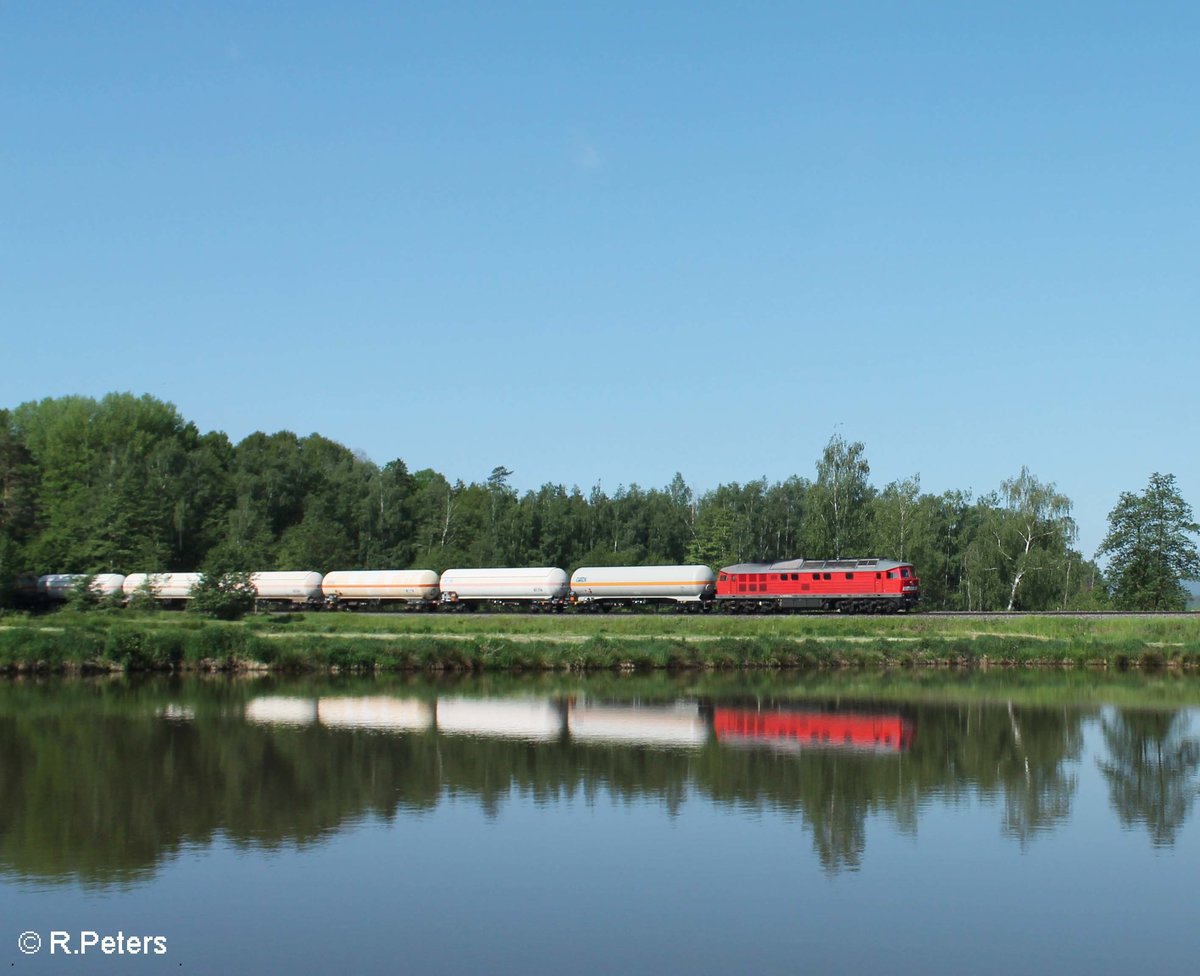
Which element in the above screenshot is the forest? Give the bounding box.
[0,392,1194,611]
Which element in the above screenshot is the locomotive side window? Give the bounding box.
[846,573,854,580]
[812,573,820,581]
[719,574,727,582]
[823,573,831,580]
[888,571,897,579]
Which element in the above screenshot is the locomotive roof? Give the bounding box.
[720,558,909,573]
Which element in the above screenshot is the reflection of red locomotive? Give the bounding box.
[717,558,920,613]
[713,709,914,752]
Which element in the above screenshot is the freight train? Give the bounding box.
[16,557,920,614]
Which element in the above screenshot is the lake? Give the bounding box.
[1,670,1197,974]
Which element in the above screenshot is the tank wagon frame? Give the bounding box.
[716,558,920,614]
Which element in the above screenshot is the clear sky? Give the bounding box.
[4,2,1197,559]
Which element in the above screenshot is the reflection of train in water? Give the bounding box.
[18,557,920,614]
[240,693,913,753]
[712,708,914,753]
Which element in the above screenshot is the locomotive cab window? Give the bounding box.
[901,568,910,578]
[845,573,854,580]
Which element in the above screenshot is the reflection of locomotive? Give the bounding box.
[712,708,914,753]
[18,556,920,614]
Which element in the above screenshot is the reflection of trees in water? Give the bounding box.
[997,703,1080,846]
[1098,709,1200,847]
[696,701,1083,869]
[1,680,1181,885]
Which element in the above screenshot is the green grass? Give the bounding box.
[2,608,1200,673]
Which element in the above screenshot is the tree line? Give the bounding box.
[1,392,1196,610]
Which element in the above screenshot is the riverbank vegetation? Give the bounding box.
[2,610,1200,674]
[2,393,1197,611]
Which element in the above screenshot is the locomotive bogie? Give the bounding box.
[321,570,440,609]
[570,565,716,608]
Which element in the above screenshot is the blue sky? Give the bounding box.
[4,2,1197,558]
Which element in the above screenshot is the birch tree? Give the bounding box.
[872,474,921,561]
[989,467,1076,611]
[809,433,872,558]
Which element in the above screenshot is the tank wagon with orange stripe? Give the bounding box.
[716,557,920,613]
[439,567,570,611]
[321,570,440,610]
[569,565,716,611]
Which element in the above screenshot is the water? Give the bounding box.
[1,671,1198,974]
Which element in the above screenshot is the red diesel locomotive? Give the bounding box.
[716,557,920,613]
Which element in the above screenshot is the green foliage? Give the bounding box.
[188,572,257,620]
[1098,473,1200,611]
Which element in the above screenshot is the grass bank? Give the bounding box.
[2,609,1200,673]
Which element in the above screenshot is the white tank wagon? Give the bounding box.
[321,570,440,610]
[251,571,324,607]
[39,573,127,601]
[569,565,716,610]
[439,567,569,610]
[122,572,202,604]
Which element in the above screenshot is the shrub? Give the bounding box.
[189,572,257,620]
